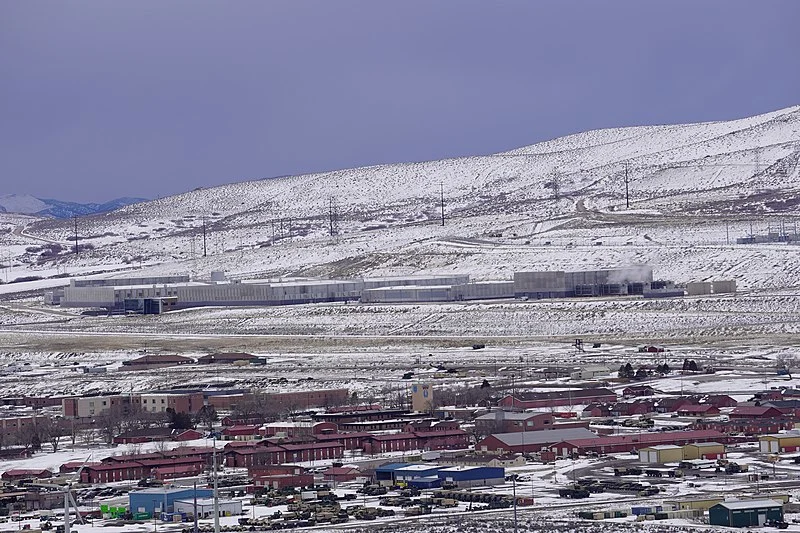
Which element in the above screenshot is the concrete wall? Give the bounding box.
[363,275,470,290]
[460,282,515,300]
[514,271,567,297]
[686,282,712,296]
[361,285,458,303]
[712,280,737,294]
[72,275,190,288]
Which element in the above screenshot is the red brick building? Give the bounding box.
[80,456,206,483]
[260,421,337,438]
[729,406,784,419]
[622,385,655,398]
[362,429,470,454]
[677,404,720,417]
[249,465,314,491]
[611,400,655,416]
[498,388,617,410]
[693,418,794,436]
[221,425,262,440]
[551,429,730,456]
[1,469,52,481]
[225,441,345,468]
[474,411,556,436]
[121,354,194,370]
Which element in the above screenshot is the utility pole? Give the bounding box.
[193,481,198,533]
[726,220,730,245]
[202,218,207,257]
[440,182,445,227]
[213,442,220,533]
[624,162,630,209]
[512,474,518,533]
[73,216,79,255]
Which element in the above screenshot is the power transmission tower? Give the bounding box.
[202,217,207,257]
[623,162,630,209]
[73,216,79,255]
[440,182,445,226]
[551,171,561,200]
[329,197,339,236]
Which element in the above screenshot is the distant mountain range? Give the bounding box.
[0,194,147,218]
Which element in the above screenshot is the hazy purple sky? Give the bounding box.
[2,1,799,203]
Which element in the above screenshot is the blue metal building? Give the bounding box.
[374,463,413,485]
[129,486,214,516]
[436,466,505,487]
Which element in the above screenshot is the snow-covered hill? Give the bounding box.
[0,194,147,218]
[3,106,800,290]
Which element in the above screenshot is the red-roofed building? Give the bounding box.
[551,429,731,456]
[693,418,794,436]
[221,425,262,441]
[677,405,720,417]
[653,397,695,413]
[1,469,52,481]
[249,465,314,491]
[79,456,207,483]
[260,421,337,438]
[611,400,655,416]
[622,385,655,398]
[224,441,344,468]
[498,388,616,410]
[729,406,784,419]
[322,467,360,483]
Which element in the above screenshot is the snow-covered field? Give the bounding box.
[1,109,800,531]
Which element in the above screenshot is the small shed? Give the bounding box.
[638,445,683,464]
[683,442,725,460]
[709,499,783,527]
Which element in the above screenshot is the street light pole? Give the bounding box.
[213,440,220,533]
[512,474,518,533]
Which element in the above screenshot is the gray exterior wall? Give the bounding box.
[712,280,737,294]
[361,286,458,303]
[686,282,712,296]
[363,275,470,290]
[72,275,190,288]
[514,271,567,298]
[460,282,515,300]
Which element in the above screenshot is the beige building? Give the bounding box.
[683,442,726,460]
[665,497,724,511]
[62,395,132,419]
[411,383,433,413]
[639,445,683,464]
[759,432,800,453]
